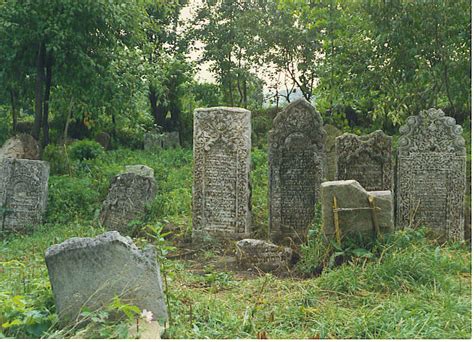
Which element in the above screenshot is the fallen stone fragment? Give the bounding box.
[321,180,394,241]
[45,231,168,326]
[236,239,292,272]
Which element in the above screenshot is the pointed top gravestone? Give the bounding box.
[269,99,326,244]
[396,108,466,240]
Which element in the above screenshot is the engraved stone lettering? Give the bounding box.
[396,108,466,240]
[336,130,392,191]
[269,99,326,244]
[192,107,251,240]
[0,158,49,234]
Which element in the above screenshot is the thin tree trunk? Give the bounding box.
[63,96,74,143]
[32,42,45,140]
[42,53,52,147]
[9,89,17,132]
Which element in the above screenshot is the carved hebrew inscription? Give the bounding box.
[396,108,466,240]
[336,130,392,191]
[269,99,326,244]
[192,107,251,240]
[0,158,49,234]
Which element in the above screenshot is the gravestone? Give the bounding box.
[269,99,326,244]
[192,107,251,240]
[95,132,111,150]
[99,166,157,233]
[144,131,180,151]
[396,108,466,240]
[236,239,293,273]
[321,180,394,240]
[323,124,342,181]
[336,130,392,191]
[45,231,167,325]
[0,158,49,234]
[0,134,40,160]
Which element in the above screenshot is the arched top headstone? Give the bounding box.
[398,108,465,156]
[269,98,326,149]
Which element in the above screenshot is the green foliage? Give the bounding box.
[68,140,104,161]
[42,144,71,175]
[46,176,101,223]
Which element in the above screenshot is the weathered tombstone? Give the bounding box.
[45,231,167,325]
[269,99,326,244]
[0,134,40,160]
[144,131,180,151]
[321,180,394,241]
[99,165,156,233]
[192,107,251,240]
[95,132,111,150]
[396,108,466,240]
[323,124,342,181]
[336,130,392,191]
[236,239,293,273]
[0,158,49,234]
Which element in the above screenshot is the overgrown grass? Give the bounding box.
[0,146,471,338]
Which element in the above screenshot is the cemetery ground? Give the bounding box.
[0,147,471,339]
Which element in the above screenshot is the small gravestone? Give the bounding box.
[236,239,292,273]
[45,231,167,325]
[0,134,40,160]
[336,130,392,191]
[192,107,251,240]
[269,99,326,244]
[99,165,156,233]
[95,132,111,150]
[0,158,49,234]
[323,124,342,181]
[321,180,394,240]
[144,131,180,151]
[396,108,466,240]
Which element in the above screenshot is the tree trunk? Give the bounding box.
[42,53,52,147]
[32,42,45,140]
[9,89,17,132]
[63,96,74,144]
[148,87,166,129]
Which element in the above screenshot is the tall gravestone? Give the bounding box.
[192,107,252,240]
[0,158,49,234]
[269,99,326,243]
[336,130,392,191]
[396,108,466,240]
[323,124,342,181]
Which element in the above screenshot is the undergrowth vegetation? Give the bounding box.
[0,146,471,338]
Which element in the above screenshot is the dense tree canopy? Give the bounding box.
[0,0,470,147]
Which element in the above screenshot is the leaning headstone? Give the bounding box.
[45,231,167,325]
[236,239,292,273]
[323,124,342,181]
[336,130,392,191]
[144,131,180,151]
[0,158,49,234]
[396,108,466,240]
[269,99,326,244]
[99,166,157,233]
[0,134,40,160]
[192,107,251,240]
[321,180,394,240]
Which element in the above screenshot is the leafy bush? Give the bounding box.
[68,140,104,161]
[46,176,102,223]
[42,144,71,175]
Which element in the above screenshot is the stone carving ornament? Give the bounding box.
[269,99,326,244]
[396,108,465,240]
[336,130,392,191]
[192,107,251,240]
